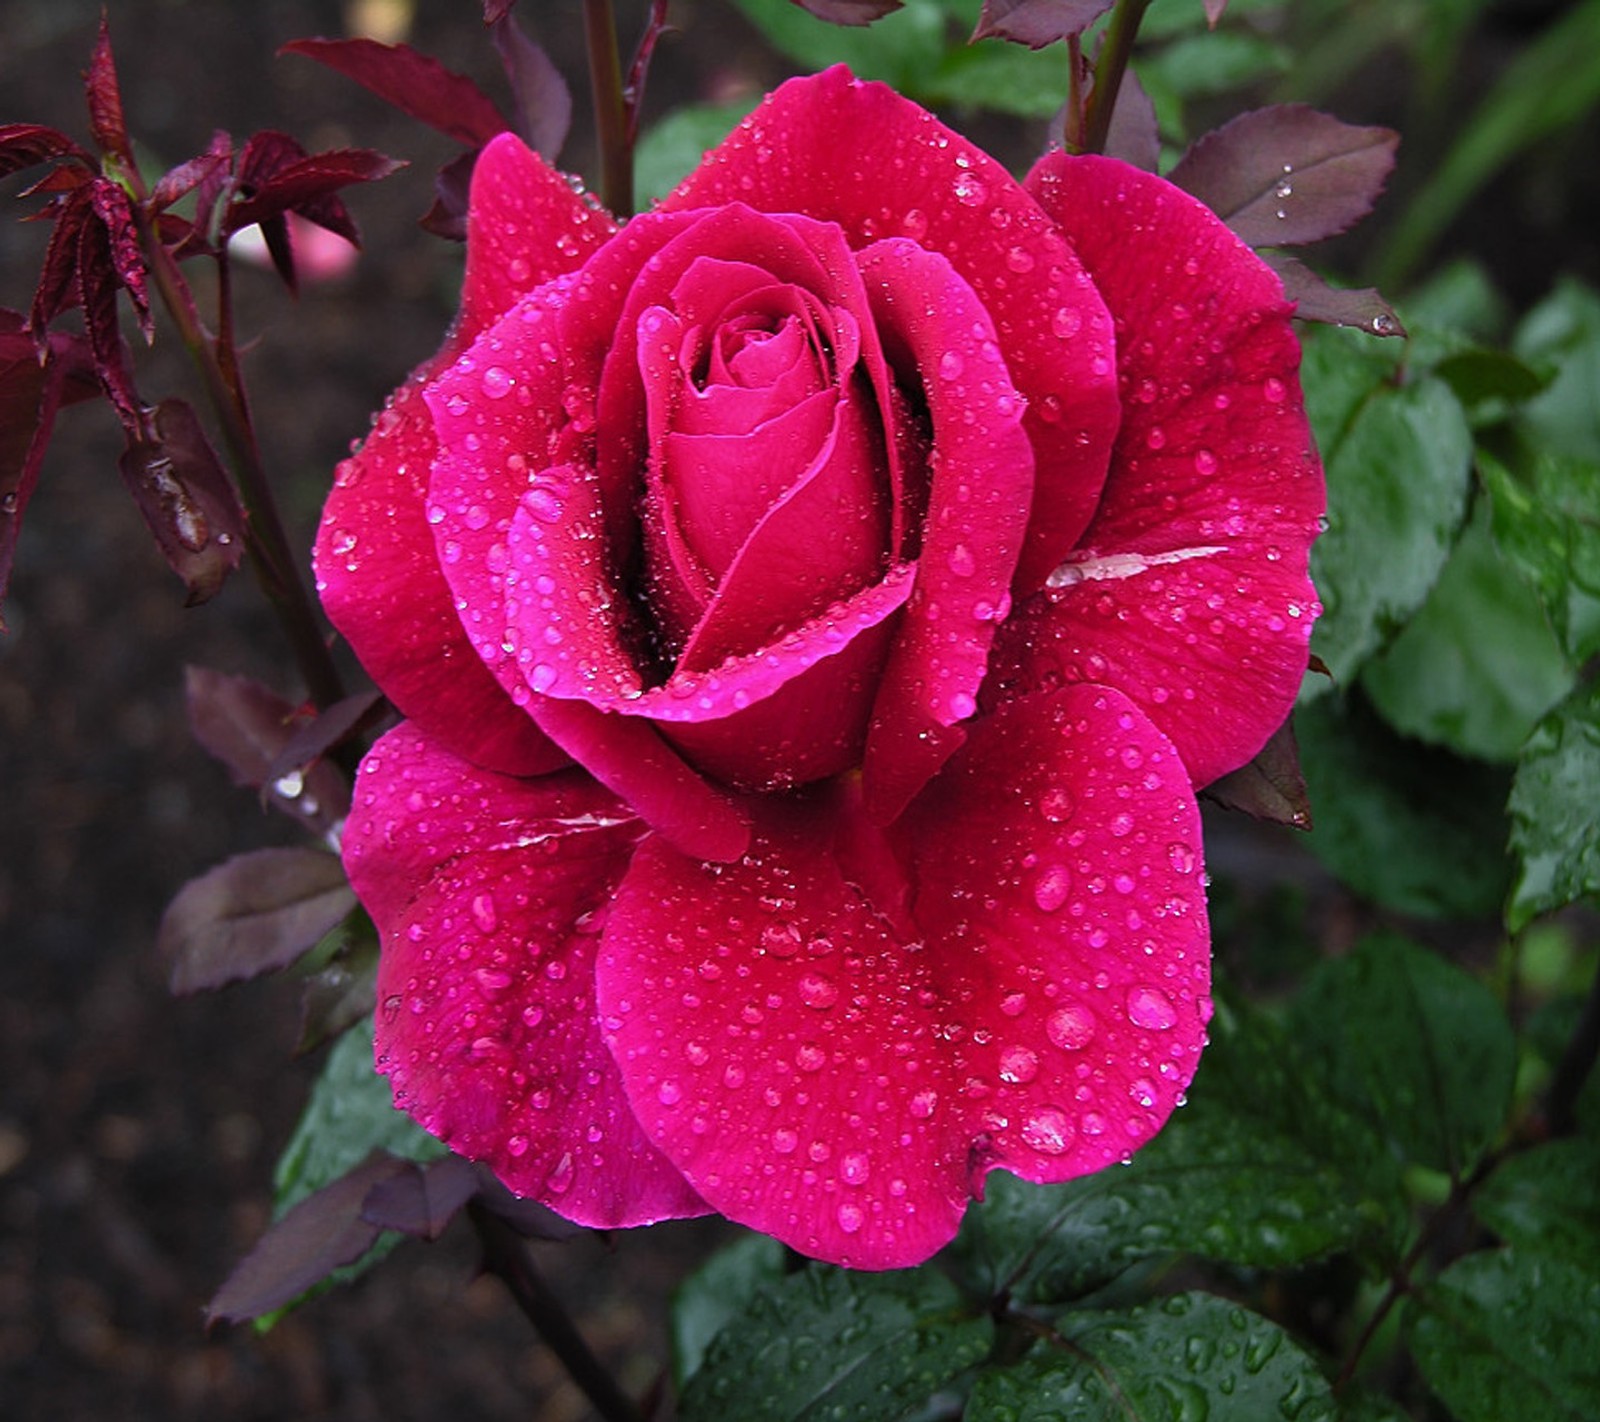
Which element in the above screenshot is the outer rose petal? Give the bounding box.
[596,686,1209,1268]
[316,135,613,778]
[665,66,1121,591]
[996,153,1326,787]
[346,722,706,1227]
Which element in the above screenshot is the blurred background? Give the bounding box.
[2,0,1595,1417]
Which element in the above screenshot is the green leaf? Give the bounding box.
[1408,1249,1600,1422]
[1481,447,1600,666]
[274,1020,445,1215]
[677,1265,992,1422]
[1508,678,1600,929]
[1360,503,1575,762]
[1306,371,1474,691]
[634,99,759,209]
[952,996,1404,1303]
[1296,692,1513,918]
[1513,277,1600,465]
[921,41,1075,119]
[967,1292,1338,1422]
[1288,934,1516,1179]
[672,1231,788,1388]
[726,0,951,87]
[1142,30,1290,101]
[1474,1139,1600,1272]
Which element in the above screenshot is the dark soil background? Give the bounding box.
[0,2,1591,1419]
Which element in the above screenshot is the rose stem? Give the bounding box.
[469,1204,645,1422]
[584,0,634,219]
[1081,0,1154,157]
[134,213,348,712]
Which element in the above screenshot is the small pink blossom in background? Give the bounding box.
[316,67,1322,1268]
[230,212,360,283]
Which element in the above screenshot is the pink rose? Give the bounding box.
[316,67,1322,1268]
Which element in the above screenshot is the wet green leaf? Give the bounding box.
[1306,370,1474,691]
[1474,1139,1600,1272]
[672,1231,788,1388]
[726,0,949,87]
[274,1020,444,1216]
[953,997,1404,1303]
[1409,1249,1600,1422]
[1508,678,1600,928]
[677,1265,992,1422]
[1481,447,1600,666]
[1289,934,1516,1179]
[634,100,758,208]
[1360,505,1575,762]
[967,1292,1337,1421]
[1296,691,1512,918]
[1513,276,1600,466]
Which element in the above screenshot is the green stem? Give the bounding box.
[469,1204,644,1422]
[137,222,347,711]
[584,0,633,218]
[1082,0,1154,156]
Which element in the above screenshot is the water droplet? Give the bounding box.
[1167,841,1195,874]
[657,1080,682,1106]
[938,350,965,381]
[998,1045,1039,1084]
[761,920,802,957]
[1263,376,1286,404]
[1033,864,1072,913]
[909,1088,938,1119]
[1127,985,1178,1031]
[952,173,987,207]
[1021,1105,1075,1156]
[799,972,838,1009]
[482,366,513,399]
[1039,785,1074,822]
[1193,448,1218,476]
[947,542,976,577]
[840,1152,870,1185]
[1006,245,1035,273]
[1051,307,1082,339]
[900,208,928,240]
[836,1201,864,1233]
[1046,1003,1095,1051]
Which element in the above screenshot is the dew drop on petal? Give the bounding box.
[836,1201,865,1234]
[1020,1105,1075,1156]
[1046,1003,1096,1051]
[1033,864,1072,913]
[998,1045,1039,1084]
[1127,985,1178,1031]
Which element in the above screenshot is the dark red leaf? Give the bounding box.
[225,147,403,243]
[75,218,140,429]
[0,123,92,179]
[89,178,151,341]
[206,1152,406,1325]
[1262,252,1406,338]
[116,397,245,602]
[1203,720,1312,829]
[1167,105,1398,248]
[161,846,358,994]
[624,0,673,147]
[418,150,478,241]
[150,142,232,217]
[1102,66,1159,172]
[491,14,572,159]
[84,17,134,167]
[185,666,350,831]
[788,0,903,20]
[0,315,97,622]
[27,187,94,336]
[263,689,386,794]
[973,0,1112,47]
[281,37,508,147]
[360,1156,480,1241]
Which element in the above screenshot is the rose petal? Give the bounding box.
[315,136,613,778]
[460,132,616,339]
[854,237,1033,821]
[345,723,706,1228]
[596,685,1210,1267]
[1004,154,1325,786]
[664,66,1121,590]
[315,372,565,777]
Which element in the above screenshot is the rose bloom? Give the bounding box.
[315,67,1322,1268]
